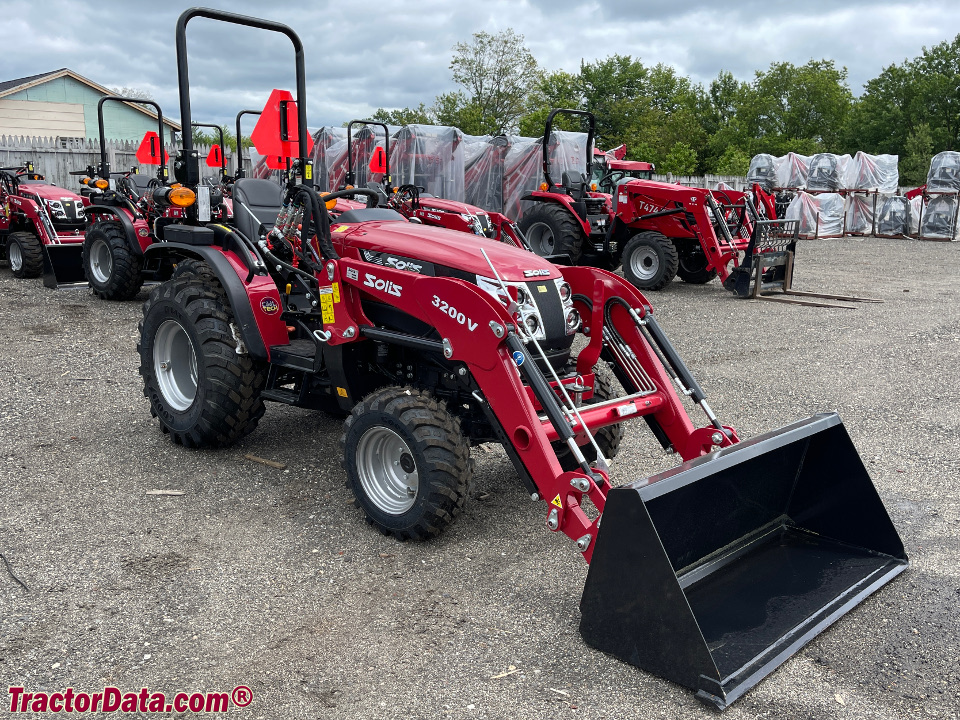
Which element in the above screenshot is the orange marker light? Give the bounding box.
[168,187,197,207]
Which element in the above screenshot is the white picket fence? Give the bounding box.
[0,135,252,189]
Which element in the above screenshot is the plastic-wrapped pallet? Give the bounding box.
[776,152,810,189]
[806,154,852,192]
[464,135,509,213]
[391,124,466,201]
[926,151,960,192]
[746,154,778,192]
[920,194,959,240]
[310,126,349,192]
[786,191,845,238]
[843,152,899,193]
[845,193,878,235]
[501,130,588,220]
[875,196,911,237]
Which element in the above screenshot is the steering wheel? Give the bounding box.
[598,170,626,191]
[390,184,421,210]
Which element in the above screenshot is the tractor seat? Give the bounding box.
[233,178,283,240]
[125,174,154,198]
[561,171,587,198]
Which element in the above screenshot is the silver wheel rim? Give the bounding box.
[629,245,660,281]
[153,320,198,412]
[90,237,113,284]
[525,221,555,255]
[356,426,419,514]
[8,241,22,272]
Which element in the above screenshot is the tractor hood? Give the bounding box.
[17,182,84,203]
[417,196,487,217]
[336,218,559,282]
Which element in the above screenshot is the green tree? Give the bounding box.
[371,104,432,126]
[908,35,960,151]
[518,70,582,137]
[660,141,697,175]
[449,29,541,134]
[900,123,934,185]
[715,146,752,175]
[579,54,649,148]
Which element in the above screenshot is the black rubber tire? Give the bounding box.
[555,373,624,472]
[676,248,718,284]
[7,231,44,279]
[341,386,471,541]
[172,258,218,284]
[138,277,267,448]
[519,203,584,262]
[621,231,679,291]
[82,221,143,300]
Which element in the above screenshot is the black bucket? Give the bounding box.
[42,244,86,289]
[580,413,908,710]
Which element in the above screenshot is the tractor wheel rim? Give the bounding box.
[90,237,113,284]
[525,221,555,255]
[153,320,198,412]
[8,242,22,272]
[356,426,419,515]
[630,246,660,281]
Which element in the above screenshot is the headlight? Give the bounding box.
[566,308,581,333]
[557,281,571,302]
[524,315,539,335]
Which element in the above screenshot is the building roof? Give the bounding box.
[0,68,181,130]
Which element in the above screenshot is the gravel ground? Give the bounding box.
[0,236,958,719]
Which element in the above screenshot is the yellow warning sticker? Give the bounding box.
[551,494,563,509]
[304,164,312,180]
[333,225,350,233]
[320,294,336,324]
[537,284,548,293]
[336,387,348,397]
[332,282,340,303]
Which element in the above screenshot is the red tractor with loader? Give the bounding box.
[518,109,770,291]
[0,161,89,285]
[138,8,907,711]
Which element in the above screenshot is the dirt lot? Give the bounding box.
[1,236,958,720]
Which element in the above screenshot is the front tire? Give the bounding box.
[519,203,584,262]
[621,231,679,291]
[82,221,143,300]
[138,277,267,447]
[341,386,471,541]
[676,247,718,284]
[7,231,44,279]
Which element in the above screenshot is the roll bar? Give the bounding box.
[346,120,390,189]
[97,96,168,180]
[191,122,226,177]
[234,109,261,178]
[542,109,595,189]
[175,7,310,186]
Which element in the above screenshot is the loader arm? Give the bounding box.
[325,258,737,561]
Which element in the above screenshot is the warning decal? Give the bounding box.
[550,494,563,509]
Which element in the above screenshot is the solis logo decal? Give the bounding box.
[259,297,280,315]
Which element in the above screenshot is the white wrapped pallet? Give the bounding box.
[843,152,899,193]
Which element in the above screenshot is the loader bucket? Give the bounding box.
[42,244,86,289]
[579,413,907,710]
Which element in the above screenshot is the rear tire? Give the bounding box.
[7,231,43,279]
[341,386,471,541]
[676,247,718,284]
[621,231,679,291]
[555,373,623,471]
[138,277,267,447]
[82,221,143,300]
[519,203,584,263]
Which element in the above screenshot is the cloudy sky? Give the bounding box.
[1,0,958,131]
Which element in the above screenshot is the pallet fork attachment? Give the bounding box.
[727,219,883,308]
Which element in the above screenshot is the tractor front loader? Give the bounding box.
[139,7,908,711]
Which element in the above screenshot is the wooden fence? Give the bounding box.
[0,136,252,189]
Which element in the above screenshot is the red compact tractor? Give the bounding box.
[138,8,907,710]
[518,109,770,291]
[0,161,88,285]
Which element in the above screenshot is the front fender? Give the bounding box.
[86,205,143,254]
